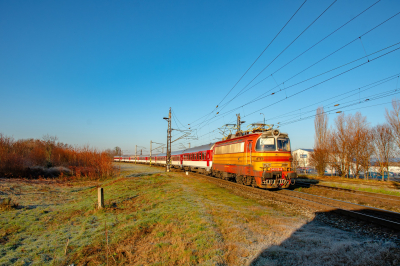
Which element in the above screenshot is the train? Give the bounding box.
[114,127,297,189]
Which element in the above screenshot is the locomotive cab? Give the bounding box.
[255,130,296,188]
[212,128,297,189]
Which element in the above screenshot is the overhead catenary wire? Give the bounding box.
[245,45,400,117]
[191,41,400,130]
[168,3,399,149]
[278,86,400,125]
[265,74,400,122]
[188,0,309,127]
[215,0,308,108]
[191,7,399,131]
[215,5,399,116]
[192,50,400,146]
[215,0,338,114]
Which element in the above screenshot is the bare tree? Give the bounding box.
[314,107,329,148]
[310,107,329,176]
[385,98,400,152]
[327,130,342,176]
[347,113,371,179]
[114,146,122,156]
[292,152,299,172]
[358,129,374,180]
[372,124,395,181]
[333,113,352,177]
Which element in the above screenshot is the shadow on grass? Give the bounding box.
[249,209,400,266]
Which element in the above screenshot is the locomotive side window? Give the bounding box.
[256,137,276,151]
[277,138,291,151]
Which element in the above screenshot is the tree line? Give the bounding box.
[308,99,400,181]
[0,134,118,179]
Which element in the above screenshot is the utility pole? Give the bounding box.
[135,145,137,164]
[150,140,152,166]
[162,147,164,153]
[188,143,191,149]
[237,114,241,134]
[166,108,172,172]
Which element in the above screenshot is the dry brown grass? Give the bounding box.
[1,164,399,265]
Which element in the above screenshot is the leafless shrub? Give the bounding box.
[0,133,116,180]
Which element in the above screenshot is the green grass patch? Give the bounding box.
[327,183,400,197]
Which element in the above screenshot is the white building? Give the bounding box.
[292,148,314,168]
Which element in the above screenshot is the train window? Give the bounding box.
[277,138,291,151]
[256,137,275,151]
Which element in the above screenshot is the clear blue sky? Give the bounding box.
[1,0,400,154]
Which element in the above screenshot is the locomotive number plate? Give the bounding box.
[270,168,283,171]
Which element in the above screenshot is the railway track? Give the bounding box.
[187,172,400,231]
[128,163,400,231]
[294,181,400,207]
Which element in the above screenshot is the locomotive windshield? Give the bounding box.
[256,137,291,152]
[255,137,275,151]
[277,138,290,151]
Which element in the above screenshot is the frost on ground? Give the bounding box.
[249,213,400,266]
[0,163,399,265]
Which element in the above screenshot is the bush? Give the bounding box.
[0,133,116,180]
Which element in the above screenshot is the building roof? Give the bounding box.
[293,148,314,152]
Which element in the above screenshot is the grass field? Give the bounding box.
[1,163,399,265]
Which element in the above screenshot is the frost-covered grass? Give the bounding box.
[1,163,399,265]
[250,219,400,266]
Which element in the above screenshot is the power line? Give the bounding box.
[215,0,338,114]
[221,0,383,107]
[191,41,400,130]
[265,74,399,122]
[192,3,397,130]
[188,0,309,127]
[245,45,400,117]
[215,0,308,108]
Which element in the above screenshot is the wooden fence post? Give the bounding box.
[98,187,104,209]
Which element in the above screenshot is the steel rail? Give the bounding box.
[295,181,400,204]
[121,162,400,231]
[189,173,400,231]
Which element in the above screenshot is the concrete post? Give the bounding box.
[98,187,104,209]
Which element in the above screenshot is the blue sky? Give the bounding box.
[1,0,400,154]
